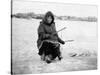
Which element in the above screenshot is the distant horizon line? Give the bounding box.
[11,12,97,22]
[12,12,97,18]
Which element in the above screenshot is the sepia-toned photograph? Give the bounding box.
[11,0,98,74]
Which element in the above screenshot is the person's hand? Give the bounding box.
[45,34,50,38]
[49,34,54,39]
[61,41,65,45]
[59,40,65,45]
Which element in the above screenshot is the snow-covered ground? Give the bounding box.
[12,18,97,74]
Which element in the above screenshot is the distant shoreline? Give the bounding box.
[11,12,97,22]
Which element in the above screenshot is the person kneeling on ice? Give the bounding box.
[37,11,65,62]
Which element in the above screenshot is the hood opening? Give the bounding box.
[42,11,54,25]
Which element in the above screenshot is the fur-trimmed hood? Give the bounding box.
[42,11,54,25]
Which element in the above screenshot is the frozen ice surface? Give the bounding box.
[12,18,97,74]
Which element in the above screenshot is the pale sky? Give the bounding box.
[12,0,97,17]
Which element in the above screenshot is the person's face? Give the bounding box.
[47,16,52,24]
